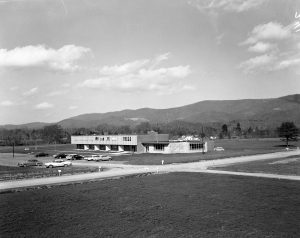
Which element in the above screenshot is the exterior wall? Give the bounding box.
[71,135,138,146]
[71,134,211,154]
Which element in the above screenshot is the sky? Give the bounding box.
[0,0,300,125]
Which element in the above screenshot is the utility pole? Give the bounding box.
[12,141,15,158]
[201,126,205,154]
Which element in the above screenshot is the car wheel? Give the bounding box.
[64,164,68,167]
[49,165,53,168]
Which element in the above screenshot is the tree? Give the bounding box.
[222,124,228,134]
[277,122,299,147]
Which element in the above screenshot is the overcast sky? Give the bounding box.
[0,0,299,124]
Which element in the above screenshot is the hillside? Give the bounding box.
[58,94,300,129]
[1,94,300,130]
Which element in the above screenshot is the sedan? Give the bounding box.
[66,154,84,160]
[35,152,49,157]
[45,159,72,168]
[18,159,43,167]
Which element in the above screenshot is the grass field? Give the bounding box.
[214,155,300,176]
[1,172,299,237]
[0,165,100,181]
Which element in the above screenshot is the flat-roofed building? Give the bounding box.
[71,132,211,154]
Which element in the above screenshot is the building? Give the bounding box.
[71,132,211,154]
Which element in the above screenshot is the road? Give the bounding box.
[1,149,300,191]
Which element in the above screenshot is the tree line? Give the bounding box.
[0,121,298,146]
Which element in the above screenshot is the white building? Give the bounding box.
[71,132,210,154]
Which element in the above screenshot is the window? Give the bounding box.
[95,137,99,140]
[189,143,203,150]
[88,144,95,150]
[154,144,165,151]
[99,145,106,150]
[106,137,110,141]
[123,136,131,141]
[111,145,118,151]
[77,144,84,149]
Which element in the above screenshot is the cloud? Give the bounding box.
[23,87,38,96]
[239,54,276,73]
[248,42,276,53]
[47,90,69,97]
[99,59,150,76]
[0,44,90,72]
[79,54,192,94]
[35,102,54,110]
[69,105,78,110]
[189,0,268,13]
[0,100,15,106]
[242,22,292,45]
[275,57,300,70]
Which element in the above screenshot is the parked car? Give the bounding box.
[53,153,67,159]
[214,147,225,151]
[84,155,112,161]
[35,152,49,157]
[45,159,72,168]
[66,154,84,160]
[18,159,43,167]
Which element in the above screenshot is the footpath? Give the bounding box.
[1,150,300,191]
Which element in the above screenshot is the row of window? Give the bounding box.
[76,144,137,152]
[189,143,204,150]
[94,136,132,141]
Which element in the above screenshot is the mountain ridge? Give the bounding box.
[1,94,300,130]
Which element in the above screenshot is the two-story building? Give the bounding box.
[71,132,210,154]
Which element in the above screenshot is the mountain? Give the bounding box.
[1,94,300,130]
[58,94,300,129]
[0,122,52,130]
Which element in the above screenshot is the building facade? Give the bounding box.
[71,132,210,154]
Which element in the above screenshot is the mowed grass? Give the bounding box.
[0,165,99,181]
[1,173,299,237]
[213,155,300,176]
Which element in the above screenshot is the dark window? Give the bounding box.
[154,144,165,151]
[189,143,203,150]
[99,145,106,150]
[111,145,118,151]
[88,144,95,150]
[77,144,84,149]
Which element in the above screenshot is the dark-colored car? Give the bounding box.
[35,152,49,157]
[18,159,43,167]
[66,154,84,160]
[53,153,67,159]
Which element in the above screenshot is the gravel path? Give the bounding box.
[1,149,300,191]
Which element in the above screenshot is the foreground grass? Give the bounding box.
[214,155,300,176]
[0,165,99,181]
[0,173,299,237]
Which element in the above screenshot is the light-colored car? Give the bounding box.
[45,159,72,168]
[214,147,225,151]
[84,155,112,161]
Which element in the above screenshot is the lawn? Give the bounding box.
[213,155,300,176]
[0,173,299,237]
[0,165,100,181]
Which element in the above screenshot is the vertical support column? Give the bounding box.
[105,145,111,151]
[84,145,89,150]
[118,145,124,152]
[94,145,100,150]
